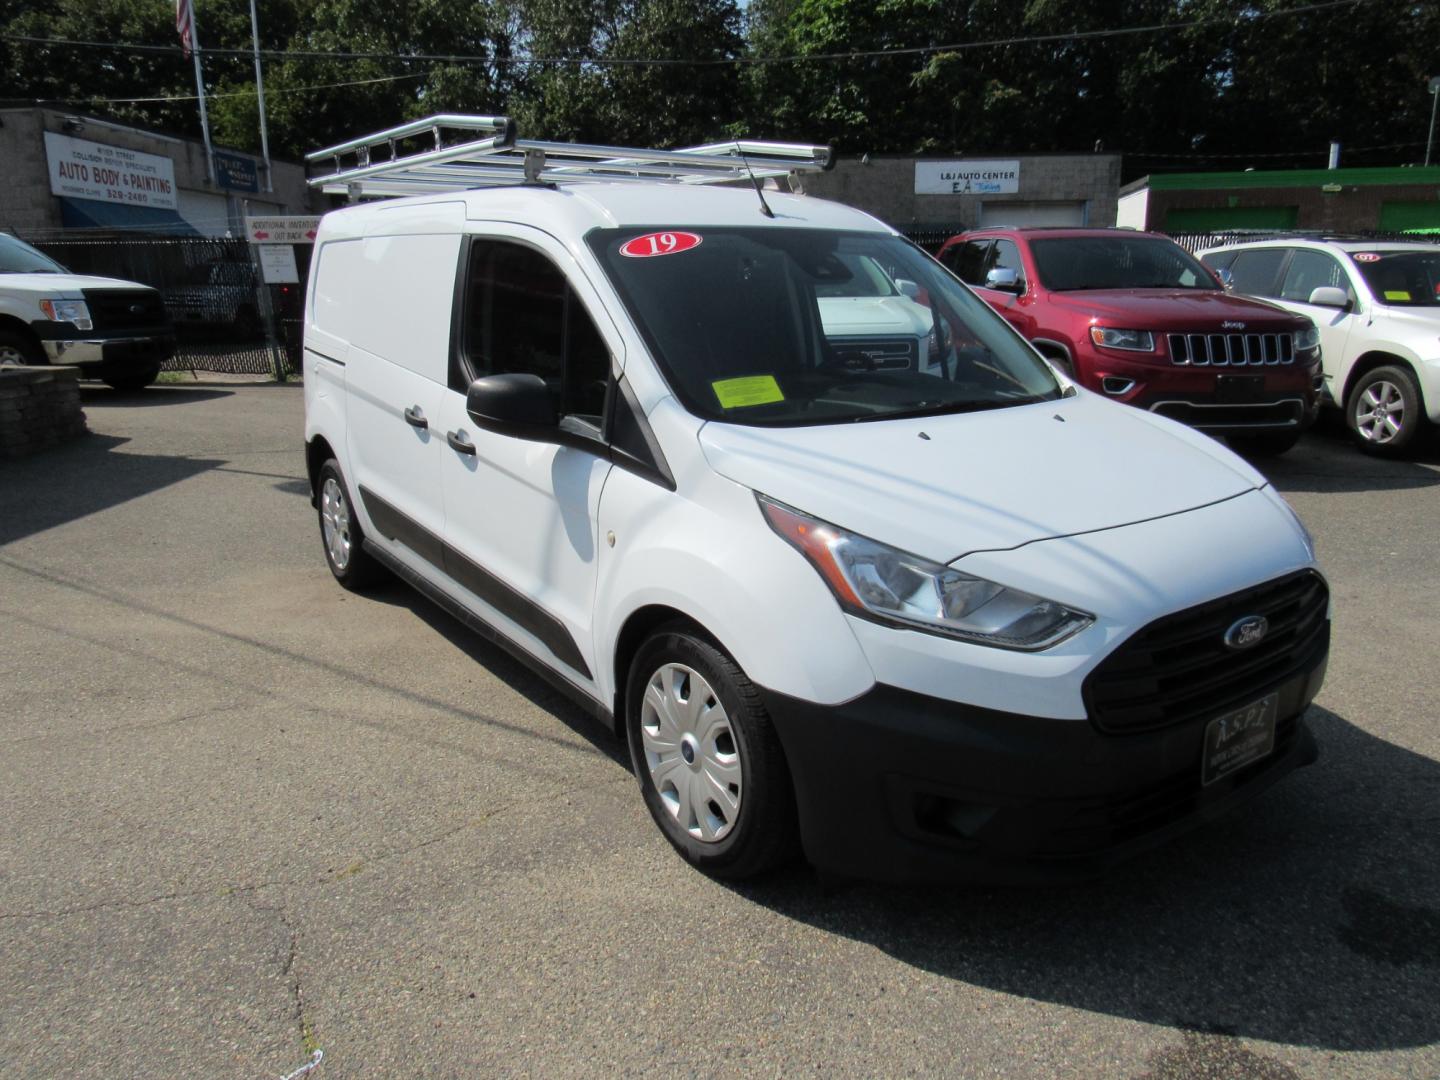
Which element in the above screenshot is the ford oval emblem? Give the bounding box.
[1224,615,1268,650]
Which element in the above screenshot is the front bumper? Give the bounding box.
[763,644,1326,883]
[1076,347,1323,433]
[33,321,175,369]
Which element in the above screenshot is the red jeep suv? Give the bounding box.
[936,228,1323,454]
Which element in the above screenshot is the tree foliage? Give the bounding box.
[1,0,1435,174]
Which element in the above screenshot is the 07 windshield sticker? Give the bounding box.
[712,375,784,409]
[1352,253,1380,263]
[619,231,703,258]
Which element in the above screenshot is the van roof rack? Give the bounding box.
[306,114,835,198]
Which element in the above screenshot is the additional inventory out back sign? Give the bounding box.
[44,131,178,210]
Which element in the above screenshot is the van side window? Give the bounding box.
[461,240,610,423]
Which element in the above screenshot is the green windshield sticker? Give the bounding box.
[1384,290,1412,301]
[712,375,785,409]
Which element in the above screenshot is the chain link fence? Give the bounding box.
[25,235,308,379]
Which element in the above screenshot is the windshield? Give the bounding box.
[1351,250,1440,307]
[1031,236,1217,291]
[0,234,66,274]
[588,227,1060,426]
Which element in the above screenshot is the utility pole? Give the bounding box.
[182,1,218,186]
[248,0,274,192]
[1426,76,1440,167]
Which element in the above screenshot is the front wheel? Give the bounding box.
[1347,365,1426,456]
[101,363,161,391]
[626,628,798,879]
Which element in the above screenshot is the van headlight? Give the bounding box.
[39,299,93,331]
[758,494,1094,651]
[1295,325,1320,352]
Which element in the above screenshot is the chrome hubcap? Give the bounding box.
[1356,381,1404,444]
[640,663,742,843]
[320,477,352,571]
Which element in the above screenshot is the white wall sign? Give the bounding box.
[44,131,178,210]
[245,216,321,244]
[915,160,1021,196]
[257,244,300,284]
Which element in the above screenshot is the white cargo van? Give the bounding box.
[303,117,1329,882]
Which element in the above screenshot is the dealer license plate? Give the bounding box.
[1201,693,1278,786]
[1215,374,1265,403]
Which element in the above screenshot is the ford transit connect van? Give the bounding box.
[302,119,1328,882]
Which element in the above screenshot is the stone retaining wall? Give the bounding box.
[0,366,88,459]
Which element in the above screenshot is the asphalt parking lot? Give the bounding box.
[2,384,1437,1079]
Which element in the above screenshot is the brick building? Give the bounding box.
[798,153,1122,234]
[1117,166,1440,234]
[0,107,315,239]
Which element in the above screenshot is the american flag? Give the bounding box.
[176,0,193,58]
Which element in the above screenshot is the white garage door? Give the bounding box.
[978,201,1087,227]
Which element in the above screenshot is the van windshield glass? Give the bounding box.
[588,228,1060,426]
[1031,236,1216,291]
[0,234,66,274]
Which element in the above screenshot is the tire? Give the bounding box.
[1346,364,1426,456]
[316,460,384,591]
[0,329,44,367]
[1228,428,1303,457]
[626,627,798,879]
[101,363,161,391]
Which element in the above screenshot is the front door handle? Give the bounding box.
[403,405,428,430]
[446,430,476,455]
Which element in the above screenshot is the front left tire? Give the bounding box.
[626,627,798,879]
[316,459,384,591]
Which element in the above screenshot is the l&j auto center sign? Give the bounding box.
[915,160,1021,196]
[43,131,179,210]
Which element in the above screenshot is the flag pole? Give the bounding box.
[184,1,218,185]
[248,0,273,192]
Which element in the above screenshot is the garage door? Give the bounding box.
[978,201,1087,227]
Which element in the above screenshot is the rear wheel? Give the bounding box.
[626,628,798,879]
[1347,365,1425,456]
[1228,429,1303,457]
[316,460,383,591]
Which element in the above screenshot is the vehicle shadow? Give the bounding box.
[79,386,233,408]
[0,434,225,546]
[728,705,1440,1052]
[361,576,631,769]
[1237,422,1440,494]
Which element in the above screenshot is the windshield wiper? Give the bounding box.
[850,398,1021,423]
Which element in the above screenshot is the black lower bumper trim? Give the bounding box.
[761,651,1326,883]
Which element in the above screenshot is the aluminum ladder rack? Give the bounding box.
[306,114,833,199]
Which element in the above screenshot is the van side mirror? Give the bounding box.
[985,267,1023,293]
[465,373,559,441]
[1307,285,1351,310]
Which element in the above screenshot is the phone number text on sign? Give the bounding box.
[619,232,703,258]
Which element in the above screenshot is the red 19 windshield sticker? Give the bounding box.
[619,231,703,258]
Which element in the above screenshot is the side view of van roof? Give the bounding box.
[302,116,1328,883]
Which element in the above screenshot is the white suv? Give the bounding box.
[1198,238,1440,454]
[303,121,1329,882]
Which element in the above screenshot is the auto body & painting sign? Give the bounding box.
[915,160,1021,196]
[43,131,178,209]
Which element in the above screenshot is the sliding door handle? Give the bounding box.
[446,430,476,455]
[403,405,428,430]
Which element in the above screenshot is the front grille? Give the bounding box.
[1084,570,1329,734]
[1168,331,1294,366]
[828,337,917,371]
[83,289,168,332]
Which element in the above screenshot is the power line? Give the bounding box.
[13,71,427,108]
[0,0,1375,69]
